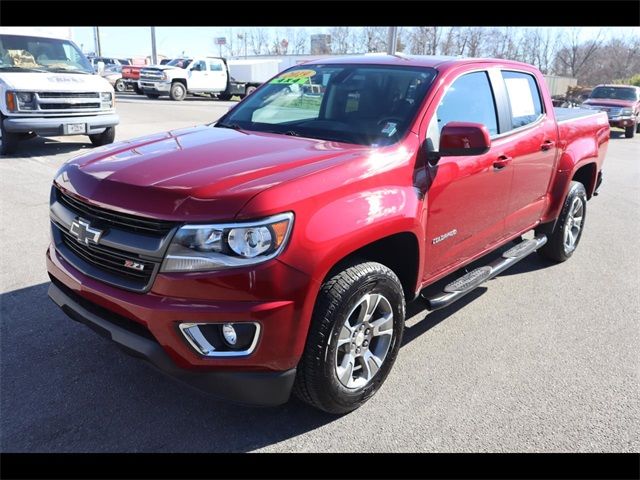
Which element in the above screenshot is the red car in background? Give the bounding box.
[121,65,144,94]
[581,84,640,138]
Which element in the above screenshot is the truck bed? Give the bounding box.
[554,107,601,123]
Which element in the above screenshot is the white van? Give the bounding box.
[0,29,119,155]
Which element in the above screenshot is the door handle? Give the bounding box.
[541,140,555,151]
[493,155,512,170]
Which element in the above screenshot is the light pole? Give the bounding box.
[150,27,158,65]
[387,27,398,55]
[93,27,101,57]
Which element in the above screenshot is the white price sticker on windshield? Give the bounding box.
[504,77,535,117]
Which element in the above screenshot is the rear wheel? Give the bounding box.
[245,85,257,96]
[625,125,635,138]
[294,261,405,414]
[114,79,126,92]
[89,126,116,147]
[537,181,587,262]
[170,82,187,101]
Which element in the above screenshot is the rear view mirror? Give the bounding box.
[439,122,491,157]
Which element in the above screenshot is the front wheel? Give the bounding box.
[89,126,116,147]
[0,115,19,156]
[114,79,126,92]
[294,261,405,414]
[537,181,587,262]
[169,82,187,101]
[625,125,635,138]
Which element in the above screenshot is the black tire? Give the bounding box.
[218,93,233,101]
[636,119,640,134]
[537,181,587,263]
[0,115,19,156]
[294,261,405,414]
[624,125,635,138]
[145,93,160,99]
[134,85,143,95]
[245,85,257,96]
[114,79,126,93]
[89,126,116,147]
[169,82,187,101]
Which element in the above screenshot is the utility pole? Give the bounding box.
[150,27,158,65]
[386,27,398,55]
[93,27,102,57]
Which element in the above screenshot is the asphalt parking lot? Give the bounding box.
[1,94,638,452]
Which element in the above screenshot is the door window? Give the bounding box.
[208,61,223,71]
[501,71,543,129]
[191,60,206,72]
[427,71,498,151]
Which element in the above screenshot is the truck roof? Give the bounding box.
[301,54,537,71]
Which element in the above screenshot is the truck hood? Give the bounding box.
[56,125,369,222]
[582,98,636,109]
[0,72,112,92]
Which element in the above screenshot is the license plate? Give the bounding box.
[65,123,86,135]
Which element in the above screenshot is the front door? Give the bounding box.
[423,70,512,278]
[188,60,211,91]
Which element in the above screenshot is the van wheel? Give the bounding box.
[294,261,405,414]
[89,127,116,147]
[170,82,186,101]
[537,181,587,262]
[625,125,635,138]
[114,79,126,92]
[0,115,19,155]
[245,85,257,96]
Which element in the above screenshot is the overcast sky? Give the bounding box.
[67,26,640,58]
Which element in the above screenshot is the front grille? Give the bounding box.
[40,103,101,110]
[56,187,175,236]
[60,228,157,283]
[140,69,165,81]
[38,92,100,99]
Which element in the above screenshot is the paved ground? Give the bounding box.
[1,95,638,452]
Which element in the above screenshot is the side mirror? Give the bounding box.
[438,122,491,157]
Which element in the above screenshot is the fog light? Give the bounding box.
[222,323,237,346]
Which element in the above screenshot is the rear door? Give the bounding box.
[423,69,512,277]
[491,69,559,236]
[207,58,228,93]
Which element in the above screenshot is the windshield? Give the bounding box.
[166,58,192,69]
[0,34,93,74]
[216,64,437,146]
[590,86,637,101]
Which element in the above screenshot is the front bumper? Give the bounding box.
[3,113,119,136]
[608,116,636,129]
[139,80,171,94]
[48,279,296,406]
[46,242,319,405]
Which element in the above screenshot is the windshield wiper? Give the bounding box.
[0,65,49,73]
[284,130,301,137]
[215,122,242,130]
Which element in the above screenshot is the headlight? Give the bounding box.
[161,72,168,80]
[161,212,294,272]
[620,108,633,116]
[10,92,36,111]
[100,92,113,108]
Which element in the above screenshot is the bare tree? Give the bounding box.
[223,28,243,58]
[330,27,353,54]
[248,27,269,56]
[361,27,387,53]
[287,28,308,55]
[555,28,604,79]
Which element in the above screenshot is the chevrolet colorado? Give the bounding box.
[47,55,609,414]
[581,84,640,138]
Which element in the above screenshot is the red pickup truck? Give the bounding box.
[47,56,608,414]
[581,84,640,138]
[120,65,144,94]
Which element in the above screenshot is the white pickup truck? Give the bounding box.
[139,57,279,101]
[0,29,119,155]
